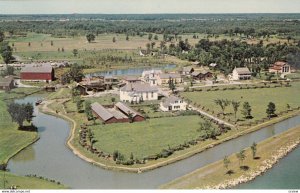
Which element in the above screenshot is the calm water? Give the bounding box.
[86,64,176,77]
[8,96,300,189]
[237,146,300,189]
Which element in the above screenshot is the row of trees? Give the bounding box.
[214,99,277,122]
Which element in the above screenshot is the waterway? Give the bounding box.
[7,96,300,189]
[86,64,176,77]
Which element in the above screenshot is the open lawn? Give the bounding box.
[0,171,65,189]
[0,98,37,163]
[0,87,41,101]
[181,82,300,124]
[161,125,300,189]
[90,115,203,159]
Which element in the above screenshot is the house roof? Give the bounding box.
[209,63,218,67]
[158,73,181,79]
[115,102,143,118]
[91,102,114,121]
[107,108,128,119]
[234,67,251,75]
[274,61,288,67]
[0,76,14,87]
[21,63,53,73]
[120,83,158,93]
[162,96,182,108]
[182,66,193,72]
[123,76,140,81]
[142,69,162,77]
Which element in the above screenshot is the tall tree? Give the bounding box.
[251,142,257,159]
[0,31,4,42]
[86,33,95,43]
[266,102,276,119]
[223,156,231,173]
[68,63,84,82]
[241,102,252,119]
[231,101,240,122]
[0,42,13,64]
[85,100,93,120]
[236,149,246,168]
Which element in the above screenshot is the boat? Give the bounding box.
[35,100,42,106]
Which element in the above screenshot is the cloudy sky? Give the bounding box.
[0,0,299,14]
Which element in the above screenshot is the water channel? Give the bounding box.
[7,96,300,189]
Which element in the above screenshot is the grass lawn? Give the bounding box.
[181,82,300,124]
[0,171,66,189]
[0,87,41,101]
[47,88,72,100]
[0,98,38,163]
[84,94,120,105]
[161,125,300,189]
[89,115,203,159]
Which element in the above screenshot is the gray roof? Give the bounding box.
[0,76,14,87]
[162,96,182,108]
[120,83,158,93]
[234,67,251,75]
[183,66,193,72]
[107,108,128,119]
[91,102,114,121]
[21,63,53,73]
[115,102,142,117]
[123,76,140,81]
[158,73,181,79]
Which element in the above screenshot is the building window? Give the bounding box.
[146,92,148,99]
[151,92,153,98]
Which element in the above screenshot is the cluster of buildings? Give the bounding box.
[91,102,145,124]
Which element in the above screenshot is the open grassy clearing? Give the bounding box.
[181,82,300,124]
[0,171,66,189]
[161,125,300,189]
[89,115,202,159]
[0,87,41,100]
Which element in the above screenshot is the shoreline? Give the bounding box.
[39,98,300,173]
[161,126,300,189]
[213,139,300,189]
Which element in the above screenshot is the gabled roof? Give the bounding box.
[183,66,194,72]
[115,102,143,118]
[0,76,14,87]
[91,102,114,121]
[120,83,158,93]
[158,73,181,79]
[162,96,183,108]
[234,67,251,75]
[21,63,53,73]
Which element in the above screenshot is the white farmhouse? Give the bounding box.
[120,83,158,103]
[231,67,252,80]
[141,69,162,86]
[160,96,187,112]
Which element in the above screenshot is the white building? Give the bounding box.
[141,69,162,86]
[160,96,187,112]
[231,67,252,80]
[156,73,182,85]
[120,83,158,103]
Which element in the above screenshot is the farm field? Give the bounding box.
[181,82,300,124]
[89,115,204,159]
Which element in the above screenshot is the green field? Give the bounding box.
[181,82,300,124]
[89,115,203,159]
[0,90,65,189]
[0,171,65,189]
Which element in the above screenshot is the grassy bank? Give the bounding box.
[161,125,300,189]
[0,89,66,189]
[181,82,300,125]
[0,171,66,189]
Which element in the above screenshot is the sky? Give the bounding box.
[0,0,299,14]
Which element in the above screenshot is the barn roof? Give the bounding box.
[21,63,53,73]
[115,102,143,118]
[234,67,251,75]
[91,102,114,121]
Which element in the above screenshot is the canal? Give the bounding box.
[7,96,300,189]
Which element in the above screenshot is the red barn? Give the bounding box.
[20,63,54,82]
